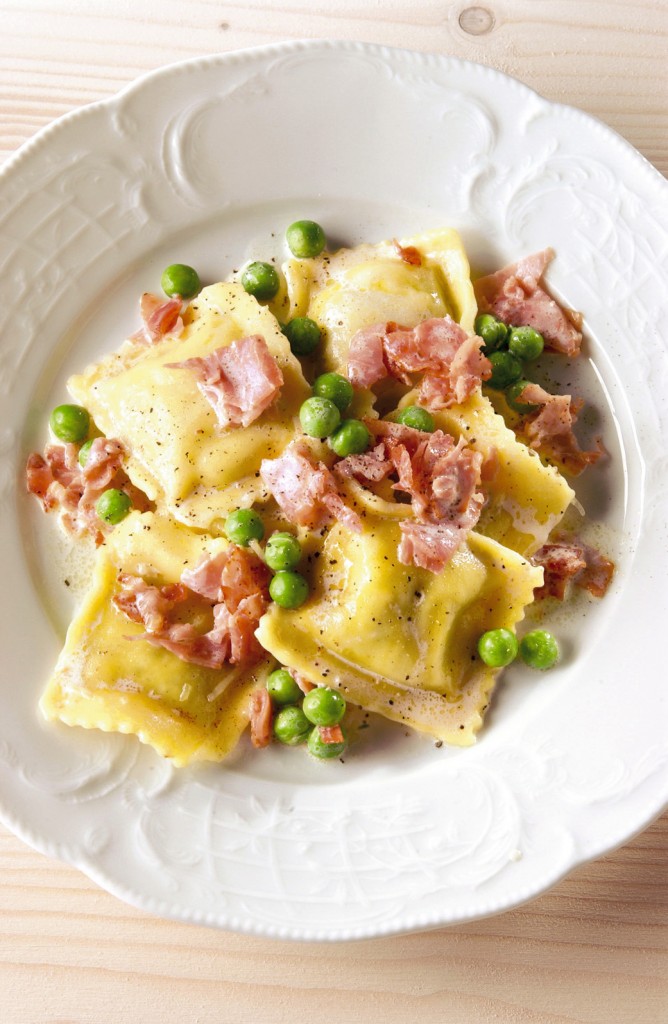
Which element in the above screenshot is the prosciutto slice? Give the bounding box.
[319,724,345,745]
[115,545,271,669]
[26,437,141,543]
[395,431,484,573]
[393,239,422,266]
[168,334,283,429]
[114,576,191,633]
[249,688,273,749]
[260,441,362,532]
[392,431,483,521]
[333,443,395,484]
[474,249,583,357]
[519,383,603,476]
[27,443,81,513]
[533,540,614,600]
[131,292,183,344]
[347,317,490,409]
[336,422,483,573]
[397,510,482,574]
[292,670,316,694]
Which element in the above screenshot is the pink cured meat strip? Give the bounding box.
[347,317,490,409]
[260,441,362,533]
[115,546,270,669]
[474,249,583,357]
[168,334,283,429]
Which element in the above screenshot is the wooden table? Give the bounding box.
[1,3,666,1021]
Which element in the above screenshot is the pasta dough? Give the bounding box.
[41,512,272,766]
[276,227,477,371]
[257,518,542,745]
[69,283,310,532]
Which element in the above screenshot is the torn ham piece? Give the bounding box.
[474,249,583,357]
[249,688,273,749]
[393,239,422,266]
[131,292,184,345]
[291,670,316,694]
[114,545,271,669]
[260,441,362,533]
[319,724,345,745]
[26,437,141,543]
[181,544,270,611]
[392,431,484,521]
[180,549,230,602]
[397,511,482,574]
[519,383,603,476]
[167,334,283,429]
[533,540,614,600]
[333,443,395,484]
[334,418,429,484]
[347,317,490,409]
[336,422,484,573]
[347,324,387,390]
[395,432,484,572]
[27,444,81,512]
[114,576,191,633]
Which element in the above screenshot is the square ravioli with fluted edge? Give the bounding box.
[68,283,311,534]
[40,511,273,766]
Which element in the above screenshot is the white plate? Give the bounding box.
[1,41,667,940]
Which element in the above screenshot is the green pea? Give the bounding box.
[224,508,265,547]
[474,313,509,353]
[273,705,312,745]
[505,379,540,415]
[395,405,435,432]
[241,261,280,301]
[307,726,347,760]
[477,628,519,668]
[329,419,371,457]
[266,668,302,706]
[282,316,321,356]
[50,404,90,444]
[519,630,559,670]
[313,372,354,413]
[508,326,544,361]
[299,396,341,438]
[96,488,131,525]
[269,570,309,609]
[487,351,523,390]
[78,438,95,467]
[302,687,346,727]
[160,263,200,299]
[264,532,301,572]
[286,219,326,259]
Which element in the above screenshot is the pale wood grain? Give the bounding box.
[0,813,666,1023]
[1,0,667,174]
[0,2,666,1022]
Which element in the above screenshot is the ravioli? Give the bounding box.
[273,227,477,372]
[69,283,310,532]
[256,517,542,745]
[41,512,273,766]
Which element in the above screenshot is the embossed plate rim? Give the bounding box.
[1,40,667,939]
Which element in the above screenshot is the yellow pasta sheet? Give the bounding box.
[256,516,543,746]
[41,512,272,765]
[69,283,310,532]
[271,227,477,372]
